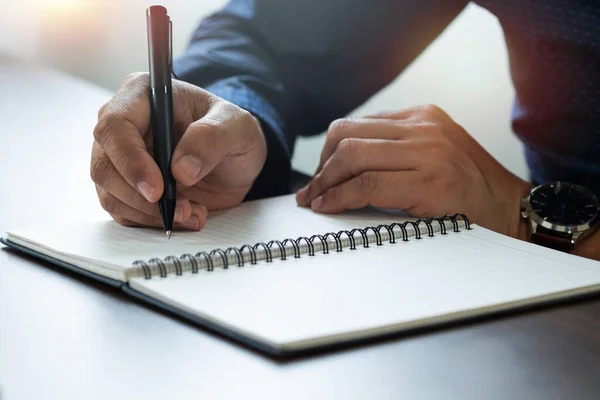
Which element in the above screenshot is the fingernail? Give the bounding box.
[137,181,154,202]
[176,155,203,181]
[175,205,184,222]
[179,215,199,230]
[311,196,323,211]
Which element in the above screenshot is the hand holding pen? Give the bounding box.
[91,7,267,234]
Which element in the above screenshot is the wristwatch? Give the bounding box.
[520,182,599,252]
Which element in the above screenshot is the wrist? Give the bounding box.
[571,229,600,260]
[244,113,291,200]
[502,180,533,241]
[517,182,600,260]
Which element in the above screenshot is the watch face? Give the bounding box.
[529,182,600,227]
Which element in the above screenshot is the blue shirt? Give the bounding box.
[174,0,600,200]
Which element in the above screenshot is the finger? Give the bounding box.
[317,118,418,175]
[362,106,515,198]
[110,214,141,227]
[110,212,206,232]
[173,203,209,231]
[171,101,259,186]
[91,142,193,221]
[365,105,520,198]
[97,186,166,227]
[363,104,448,121]
[100,187,206,231]
[309,171,423,214]
[93,73,163,203]
[177,185,246,211]
[367,105,475,157]
[297,138,424,206]
[185,202,209,231]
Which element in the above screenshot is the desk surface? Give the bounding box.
[1,59,600,400]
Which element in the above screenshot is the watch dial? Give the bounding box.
[529,182,600,226]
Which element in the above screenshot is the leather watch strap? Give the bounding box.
[531,228,573,252]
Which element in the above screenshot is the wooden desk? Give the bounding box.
[1,59,599,400]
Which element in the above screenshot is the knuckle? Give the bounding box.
[111,214,135,227]
[121,72,148,87]
[420,104,451,123]
[196,109,229,138]
[191,121,224,150]
[356,172,378,193]
[90,153,112,186]
[210,122,229,143]
[424,167,452,195]
[336,138,357,159]
[93,113,118,145]
[324,186,340,202]
[328,118,354,138]
[435,173,454,195]
[421,104,442,117]
[427,140,451,158]
[309,174,323,193]
[98,191,118,214]
[97,101,109,120]
[125,187,145,211]
[236,106,253,122]
[421,121,445,136]
[112,147,146,178]
[210,101,245,125]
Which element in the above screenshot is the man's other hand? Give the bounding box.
[297,105,531,238]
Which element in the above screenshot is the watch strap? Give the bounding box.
[531,227,573,252]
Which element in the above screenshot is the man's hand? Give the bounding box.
[91,73,267,230]
[296,105,531,238]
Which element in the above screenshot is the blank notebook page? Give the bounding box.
[130,227,600,350]
[6,195,403,279]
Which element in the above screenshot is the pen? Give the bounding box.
[147,5,176,239]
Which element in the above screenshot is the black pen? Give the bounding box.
[147,5,176,239]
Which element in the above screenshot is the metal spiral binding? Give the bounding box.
[132,214,470,279]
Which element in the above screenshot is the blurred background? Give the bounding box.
[0,0,528,179]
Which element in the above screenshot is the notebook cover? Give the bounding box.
[0,237,124,288]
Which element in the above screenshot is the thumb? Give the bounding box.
[171,102,253,186]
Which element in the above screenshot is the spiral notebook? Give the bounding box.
[2,194,600,356]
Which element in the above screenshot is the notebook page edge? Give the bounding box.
[128,272,600,354]
[6,232,128,282]
[280,283,600,353]
[461,226,600,267]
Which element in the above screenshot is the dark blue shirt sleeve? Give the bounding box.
[173,0,467,199]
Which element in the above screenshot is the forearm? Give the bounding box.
[173,3,297,197]
[174,0,469,197]
[175,0,468,133]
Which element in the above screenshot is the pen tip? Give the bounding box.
[166,230,172,239]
